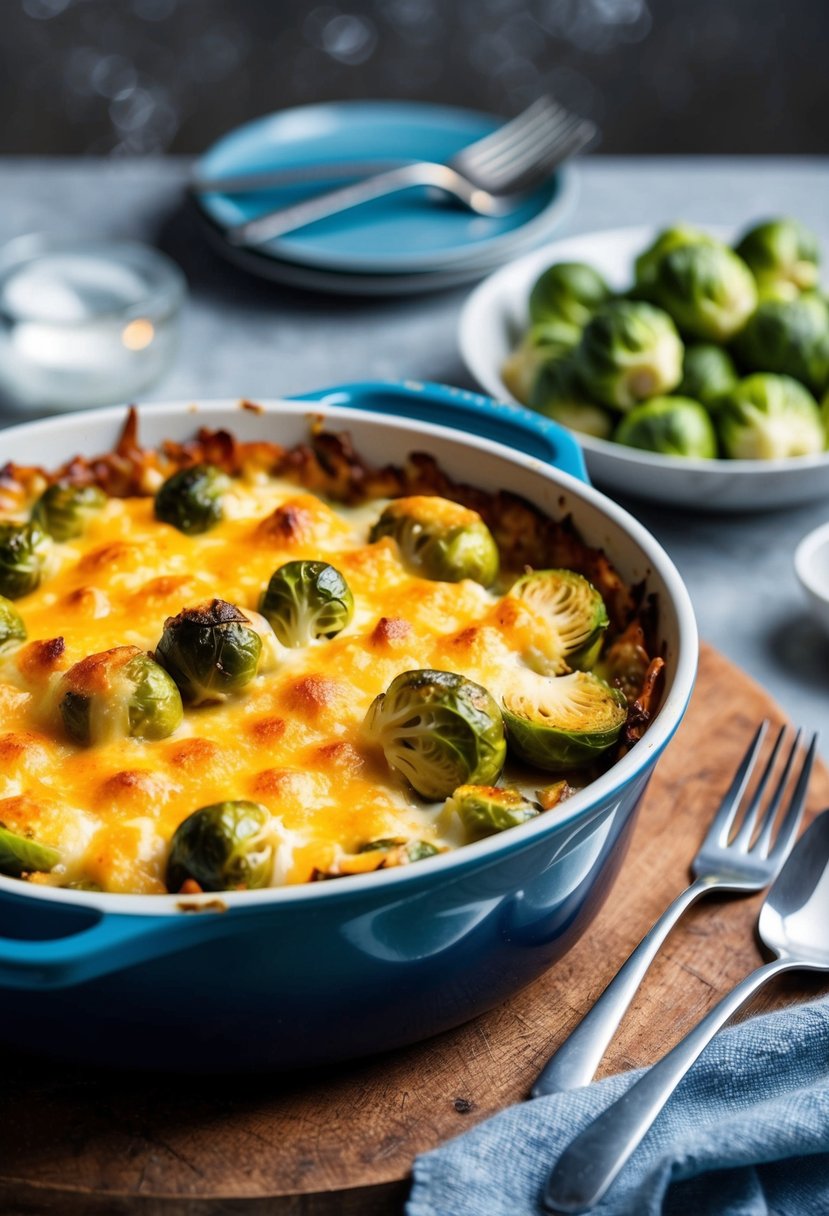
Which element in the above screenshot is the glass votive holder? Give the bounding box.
[0,234,186,413]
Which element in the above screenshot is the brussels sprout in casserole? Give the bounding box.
[446,785,540,838]
[58,646,184,746]
[260,560,353,647]
[156,599,263,705]
[363,669,507,801]
[154,463,230,535]
[503,569,609,675]
[167,800,275,892]
[370,496,499,587]
[33,483,106,541]
[502,669,628,772]
[0,521,48,600]
[0,596,26,653]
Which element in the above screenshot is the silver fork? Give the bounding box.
[532,722,818,1098]
[223,96,596,248]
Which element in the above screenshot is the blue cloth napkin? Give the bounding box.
[407,998,829,1216]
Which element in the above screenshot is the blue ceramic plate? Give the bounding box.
[194,101,575,275]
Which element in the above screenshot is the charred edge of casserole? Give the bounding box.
[1,405,664,717]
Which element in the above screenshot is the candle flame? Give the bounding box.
[121,318,155,351]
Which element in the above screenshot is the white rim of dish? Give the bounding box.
[0,398,698,915]
[458,224,829,480]
[794,520,829,600]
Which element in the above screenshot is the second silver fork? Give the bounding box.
[532,721,817,1098]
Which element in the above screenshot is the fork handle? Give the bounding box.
[542,956,795,1213]
[225,162,488,247]
[532,875,717,1098]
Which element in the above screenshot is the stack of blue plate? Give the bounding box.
[192,101,577,296]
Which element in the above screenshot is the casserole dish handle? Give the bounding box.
[0,910,223,990]
[289,379,589,484]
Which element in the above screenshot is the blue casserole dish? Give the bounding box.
[0,381,697,1071]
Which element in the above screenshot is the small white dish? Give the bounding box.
[795,521,829,636]
[458,225,829,512]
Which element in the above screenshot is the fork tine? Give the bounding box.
[730,724,787,850]
[499,119,596,190]
[763,732,818,865]
[474,111,583,182]
[707,721,769,846]
[465,105,572,175]
[461,97,559,163]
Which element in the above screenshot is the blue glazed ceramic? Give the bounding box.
[194,101,575,275]
[0,382,697,1071]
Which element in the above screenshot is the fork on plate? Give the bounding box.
[221,96,596,247]
[532,721,818,1098]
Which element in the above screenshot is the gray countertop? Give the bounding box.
[1,155,827,758]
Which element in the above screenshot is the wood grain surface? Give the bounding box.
[1,643,827,1216]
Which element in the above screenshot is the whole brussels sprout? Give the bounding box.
[260,560,353,648]
[614,396,718,459]
[446,784,540,838]
[370,496,499,587]
[0,520,48,600]
[154,463,230,535]
[648,242,757,342]
[502,669,628,771]
[713,373,824,460]
[528,357,615,439]
[529,261,612,328]
[634,225,715,297]
[735,218,820,297]
[505,569,609,675]
[363,669,507,801]
[0,825,60,877]
[502,321,581,404]
[33,482,106,541]
[166,800,274,892]
[58,646,183,746]
[732,295,829,394]
[0,595,26,652]
[576,301,684,410]
[156,599,263,705]
[678,344,738,405]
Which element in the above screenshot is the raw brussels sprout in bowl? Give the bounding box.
[460,220,829,509]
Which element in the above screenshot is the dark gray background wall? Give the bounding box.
[2,0,826,156]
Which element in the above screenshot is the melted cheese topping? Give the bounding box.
[0,479,548,894]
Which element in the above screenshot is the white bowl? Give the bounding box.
[458,225,829,512]
[795,520,829,636]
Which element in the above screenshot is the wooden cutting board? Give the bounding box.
[1,643,827,1216]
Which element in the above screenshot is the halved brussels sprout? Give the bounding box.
[0,596,26,653]
[648,242,757,342]
[529,357,615,440]
[58,646,183,746]
[735,218,820,297]
[576,301,683,410]
[0,825,60,877]
[0,520,48,600]
[634,225,715,297]
[502,321,581,404]
[713,373,824,460]
[259,560,353,648]
[529,262,612,328]
[363,669,506,801]
[502,669,628,771]
[446,784,540,838]
[678,344,738,405]
[370,496,499,587]
[166,800,274,892]
[154,463,230,535]
[156,599,263,705]
[505,569,609,675]
[732,295,829,394]
[359,837,440,863]
[614,396,718,459]
[32,482,106,541]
